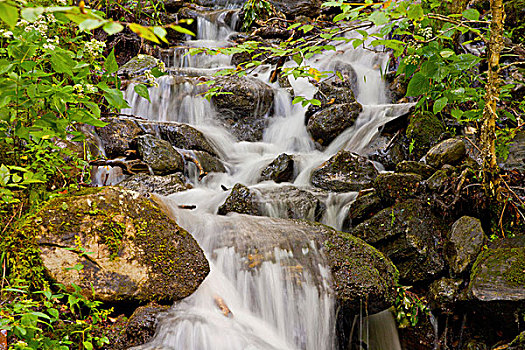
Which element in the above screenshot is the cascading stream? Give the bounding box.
[122,12,407,350]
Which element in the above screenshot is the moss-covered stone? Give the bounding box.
[444,216,487,275]
[21,186,209,303]
[374,173,423,204]
[425,138,466,168]
[352,199,447,283]
[468,240,525,301]
[406,111,445,160]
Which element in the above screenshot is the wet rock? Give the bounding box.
[406,111,445,160]
[190,150,226,174]
[29,187,209,303]
[311,151,378,192]
[425,138,466,168]
[425,169,451,192]
[212,76,274,142]
[135,134,184,175]
[217,183,259,216]
[257,185,325,221]
[347,189,383,226]
[215,215,398,314]
[395,160,436,179]
[118,54,163,80]
[332,61,359,93]
[260,153,295,183]
[428,277,463,308]
[386,72,407,103]
[352,199,447,283]
[155,122,219,157]
[269,0,322,18]
[112,303,170,349]
[306,78,363,146]
[500,131,525,171]
[468,237,525,302]
[369,135,409,171]
[118,173,188,196]
[96,118,143,158]
[374,173,423,204]
[445,216,487,275]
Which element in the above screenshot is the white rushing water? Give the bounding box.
[121,12,408,350]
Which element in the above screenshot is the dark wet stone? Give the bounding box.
[260,153,295,183]
[445,216,487,275]
[374,173,423,204]
[352,199,447,283]
[218,183,259,216]
[425,138,466,168]
[118,173,188,196]
[257,185,325,221]
[468,237,525,302]
[112,303,170,349]
[428,277,463,308]
[269,0,322,18]
[96,118,143,158]
[500,131,525,171]
[395,160,436,179]
[135,134,184,175]
[156,123,219,157]
[347,189,383,226]
[425,169,451,192]
[212,76,274,142]
[311,151,378,192]
[195,150,226,173]
[306,78,363,146]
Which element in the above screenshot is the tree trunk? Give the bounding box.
[480,0,505,196]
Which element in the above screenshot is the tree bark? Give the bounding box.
[480,0,505,195]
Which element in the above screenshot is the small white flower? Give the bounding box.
[73,84,84,93]
[43,43,56,50]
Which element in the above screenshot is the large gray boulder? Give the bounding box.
[444,216,487,275]
[211,214,398,314]
[26,187,209,303]
[352,199,447,283]
[311,151,378,192]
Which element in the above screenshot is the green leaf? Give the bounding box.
[79,19,105,31]
[169,24,195,37]
[104,49,118,74]
[21,7,44,22]
[300,24,313,33]
[406,72,431,97]
[83,341,93,350]
[103,21,124,36]
[462,8,480,21]
[99,84,130,109]
[369,11,389,26]
[49,51,76,76]
[128,23,160,44]
[439,49,455,58]
[0,2,18,28]
[451,109,464,120]
[292,54,302,65]
[153,26,168,44]
[433,97,448,114]
[134,84,151,102]
[47,308,59,320]
[407,4,424,21]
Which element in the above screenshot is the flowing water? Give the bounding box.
[118,11,410,350]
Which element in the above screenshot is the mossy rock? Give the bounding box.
[406,111,445,160]
[374,173,423,204]
[425,138,466,168]
[468,239,525,302]
[352,199,447,283]
[22,186,209,303]
[444,216,487,275]
[260,153,295,183]
[217,183,259,216]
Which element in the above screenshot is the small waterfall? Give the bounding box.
[120,9,408,350]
